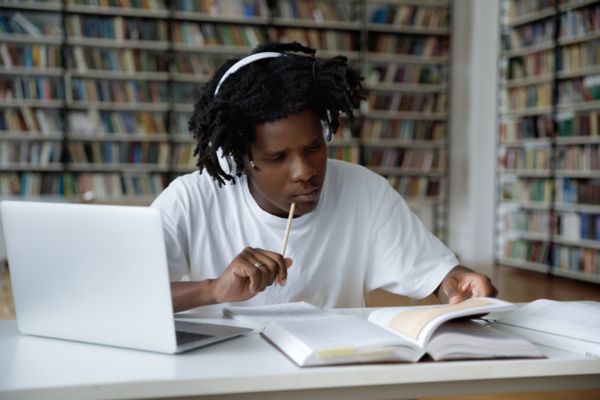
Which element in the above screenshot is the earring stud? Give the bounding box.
[250,160,258,169]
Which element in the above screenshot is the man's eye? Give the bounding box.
[268,154,285,161]
[307,142,323,151]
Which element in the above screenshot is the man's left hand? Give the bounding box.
[436,265,498,304]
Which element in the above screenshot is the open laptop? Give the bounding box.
[0,200,252,354]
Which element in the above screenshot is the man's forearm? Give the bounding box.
[171,280,216,313]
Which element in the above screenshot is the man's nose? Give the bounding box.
[290,155,316,182]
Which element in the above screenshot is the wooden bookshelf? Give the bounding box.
[362,0,450,240]
[0,0,65,200]
[497,0,600,284]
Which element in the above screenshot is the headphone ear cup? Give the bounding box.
[321,120,330,140]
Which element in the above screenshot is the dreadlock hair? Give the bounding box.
[189,41,363,186]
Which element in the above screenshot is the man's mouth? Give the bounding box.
[293,187,320,202]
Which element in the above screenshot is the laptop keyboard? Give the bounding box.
[176,330,214,345]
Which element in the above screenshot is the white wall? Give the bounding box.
[448,0,500,274]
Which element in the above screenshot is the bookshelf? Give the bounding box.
[497,0,600,284]
[170,0,270,176]
[63,0,171,203]
[0,0,64,200]
[0,0,452,240]
[362,0,450,240]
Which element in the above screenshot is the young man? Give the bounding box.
[151,42,497,312]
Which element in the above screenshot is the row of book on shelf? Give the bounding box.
[0,77,63,101]
[500,110,599,142]
[503,239,599,277]
[504,0,551,22]
[363,148,446,171]
[369,3,448,27]
[0,108,61,134]
[0,172,166,199]
[0,107,191,138]
[1,11,449,54]
[66,15,168,41]
[0,140,200,168]
[67,0,167,11]
[366,64,445,85]
[503,209,600,241]
[501,178,600,205]
[365,93,446,114]
[0,42,61,69]
[0,12,60,37]
[500,144,600,170]
[0,141,60,165]
[66,141,170,166]
[68,110,167,136]
[506,50,554,81]
[504,3,600,49]
[69,46,169,73]
[361,120,445,141]
[70,79,167,104]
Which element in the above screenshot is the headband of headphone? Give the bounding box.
[213,52,283,96]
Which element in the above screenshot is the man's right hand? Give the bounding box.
[209,247,293,303]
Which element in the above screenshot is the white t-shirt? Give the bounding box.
[151,159,458,308]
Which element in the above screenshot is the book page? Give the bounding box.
[425,321,544,361]
[223,302,334,330]
[368,297,515,347]
[273,315,416,353]
[495,299,600,343]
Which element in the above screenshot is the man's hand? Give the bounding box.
[209,247,293,303]
[435,265,498,304]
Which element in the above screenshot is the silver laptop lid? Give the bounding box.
[1,201,178,353]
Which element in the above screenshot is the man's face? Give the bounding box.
[246,109,327,218]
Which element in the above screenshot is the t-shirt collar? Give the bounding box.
[240,174,325,228]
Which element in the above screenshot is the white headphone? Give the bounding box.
[213,52,283,96]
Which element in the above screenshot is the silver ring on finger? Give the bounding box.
[253,261,264,269]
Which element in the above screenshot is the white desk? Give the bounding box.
[1,316,600,400]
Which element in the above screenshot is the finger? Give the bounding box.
[469,275,494,298]
[446,277,471,304]
[448,293,464,304]
[470,280,483,297]
[442,283,461,304]
[253,253,279,287]
[460,279,474,299]
[279,258,293,285]
[239,253,266,293]
[253,248,288,286]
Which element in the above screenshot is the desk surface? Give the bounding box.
[1,315,600,400]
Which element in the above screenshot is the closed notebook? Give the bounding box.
[223,298,544,367]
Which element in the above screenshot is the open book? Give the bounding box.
[489,299,600,358]
[223,298,543,366]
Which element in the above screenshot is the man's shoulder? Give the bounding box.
[327,158,388,187]
[169,170,242,191]
[156,170,244,208]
